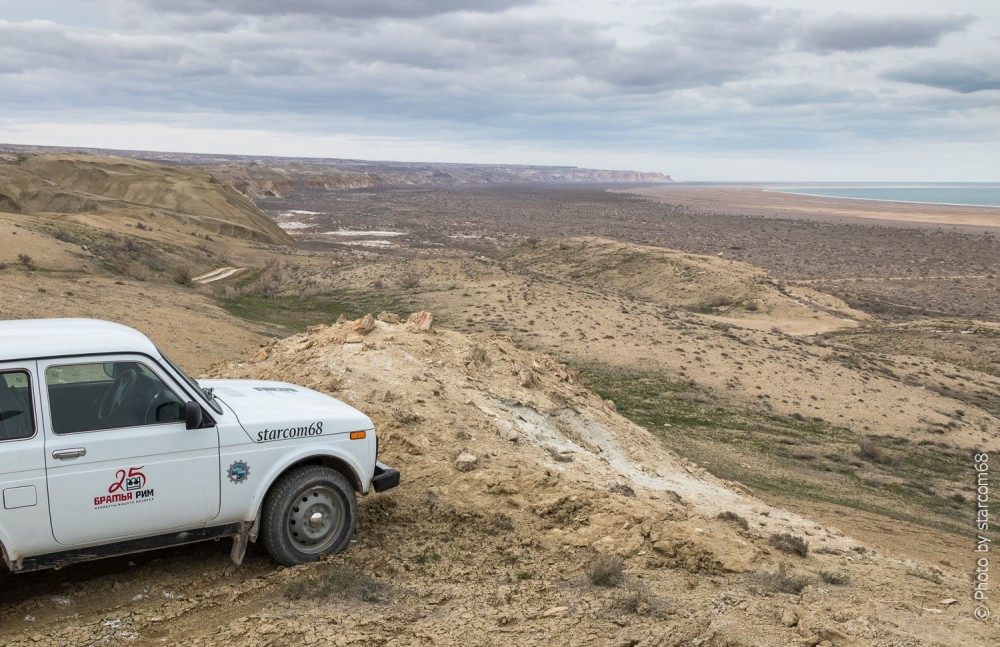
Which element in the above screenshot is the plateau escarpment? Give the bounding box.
[0,153,293,245]
[0,144,673,201]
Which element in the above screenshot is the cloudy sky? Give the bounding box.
[1,0,998,180]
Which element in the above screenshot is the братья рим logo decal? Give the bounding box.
[94,466,155,508]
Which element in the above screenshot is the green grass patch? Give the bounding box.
[579,366,969,537]
[216,285,414,334]
[218,293,354,332]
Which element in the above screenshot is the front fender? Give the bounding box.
[241,442,372,524]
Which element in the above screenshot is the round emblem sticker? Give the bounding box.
[228,461,250,484]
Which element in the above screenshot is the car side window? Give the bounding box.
[0,370,35,441]
[46,361,186,434]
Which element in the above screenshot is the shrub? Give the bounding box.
[398,274,421,290]
[751,565,812,594]
[485,513,514,535]
[718,511,750,530]
[587,554,625,588]
[17,253,34,269]
[284,565,390,602]
[172,266,193,286]
[857,438,892,465]
[612,585,662,615]
[702,295,734,309]
[127,263,151,282]
[770,532,809,557]
[608,483,636,498]
[907,566,943,584]
[818,570,850,586]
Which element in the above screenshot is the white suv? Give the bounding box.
[0,318,399,573]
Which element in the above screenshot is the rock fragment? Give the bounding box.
[455,452,479,471]
[352,313,375,334]
[406,310,434,332]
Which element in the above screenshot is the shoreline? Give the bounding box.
[764,188,1000,210]
[622,185,1000,231]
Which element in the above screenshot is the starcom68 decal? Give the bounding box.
[254,420,324,442]
[94,466,155,508]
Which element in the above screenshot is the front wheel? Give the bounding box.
[260,466,357,566]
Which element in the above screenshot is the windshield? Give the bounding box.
[158,349,224,415]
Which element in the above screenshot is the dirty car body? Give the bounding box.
[0,318,399,573]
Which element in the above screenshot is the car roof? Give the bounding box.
[0,318,160,362]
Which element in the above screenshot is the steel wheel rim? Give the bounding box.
[286,485,344,553]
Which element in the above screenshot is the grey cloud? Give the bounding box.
[322,15,608,75]
[2,4,995,166]
[739,83,874,108]
[0,20,182,68]
[803,13,974,53]
[431,14,609,61]
[884,60,1000,93]
[591,5,799,93]
[136,0,536,20]
[162,10,247,32]
[667,3,800,51]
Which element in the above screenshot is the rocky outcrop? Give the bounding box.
[0,144,672,200]
[0,153,294,246]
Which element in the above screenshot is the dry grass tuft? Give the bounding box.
[587,554,625,588]
[718,511,750,530]
[857,438,893,465]
[770,532,809,557]
[284,564,392,602]
[750,564,812,595]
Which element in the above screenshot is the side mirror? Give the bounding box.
[185,401,204,429]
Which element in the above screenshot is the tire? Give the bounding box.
[260,465,357,567]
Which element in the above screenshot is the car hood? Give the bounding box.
[199,379,373,442]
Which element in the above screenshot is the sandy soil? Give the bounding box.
[623,185,1000,231]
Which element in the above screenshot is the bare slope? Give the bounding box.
[295,241,998,552]
[507,237,871,334]
[0,154,293,245]
[1,314,993,645]
[0,153,300,372]
[322,242,996,450]
[195,316,990,645]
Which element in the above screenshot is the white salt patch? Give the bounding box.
[284,210,325,215]
[277,221,314,230]
[341,240,398,248]
[322,230,404,237]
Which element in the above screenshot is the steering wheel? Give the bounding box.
[98,368,137,421]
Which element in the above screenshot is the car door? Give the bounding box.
[39,355,221,546]
[0,364,51,553]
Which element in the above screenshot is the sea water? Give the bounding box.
[769,185,1000,208]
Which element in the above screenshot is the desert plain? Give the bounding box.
[0,150,998,645]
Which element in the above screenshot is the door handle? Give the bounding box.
[52,448,87,460]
